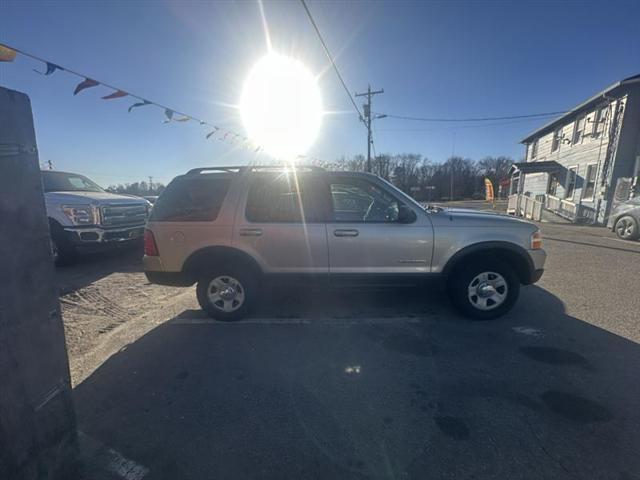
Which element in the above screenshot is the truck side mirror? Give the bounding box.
[397,204,417,224]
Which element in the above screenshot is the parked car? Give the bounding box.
[43,170,151,265]
[143,195,159,204]
[608,196,640,240]
[143,166,546,320]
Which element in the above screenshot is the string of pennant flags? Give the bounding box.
[0,43,324,163]
[0,43,262,152]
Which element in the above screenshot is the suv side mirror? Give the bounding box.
[397,204,417,224]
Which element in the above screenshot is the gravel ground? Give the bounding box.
[55,246,195,385]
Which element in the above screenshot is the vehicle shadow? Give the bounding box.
[178,283,445,321]
[54,243,143,295]
[73,285,640,480]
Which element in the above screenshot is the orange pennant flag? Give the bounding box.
[0,45,17,62]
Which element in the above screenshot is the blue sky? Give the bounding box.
[1,0,639,187]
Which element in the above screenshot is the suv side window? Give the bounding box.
[245,174,328,223]
[150,176,231,222]
[329,176,402,223]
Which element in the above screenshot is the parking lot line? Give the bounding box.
[171,316,424,325]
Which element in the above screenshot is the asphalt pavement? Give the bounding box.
[72,219,640,480]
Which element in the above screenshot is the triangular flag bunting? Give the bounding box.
[206,127,219,139]
[163,109,174,123]
[34,62,63,76]
[74,78,100,95]
[102,90,128,100]
[174,115,190,122]
[0,45,17,62]
[128,99,151,113]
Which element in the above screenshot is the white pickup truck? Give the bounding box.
[43,170,150,265]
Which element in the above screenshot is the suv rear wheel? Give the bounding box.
[448,261,520,320]
[196,268,257,321]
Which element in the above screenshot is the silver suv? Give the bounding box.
[144,166,545,320]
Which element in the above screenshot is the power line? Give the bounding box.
[299,0,363,120]
[377,115,562,132]
[379,110,568,123]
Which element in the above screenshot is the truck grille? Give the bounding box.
[100,204,147,227]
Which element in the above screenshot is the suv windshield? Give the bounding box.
[42,171,104,193]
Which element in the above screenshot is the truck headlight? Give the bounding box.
[531,230,543,250]
[61,205,97,225]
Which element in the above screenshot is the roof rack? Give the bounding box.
[186,165,325,175]
[186,166,246,175]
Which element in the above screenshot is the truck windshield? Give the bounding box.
[42,171,104,193]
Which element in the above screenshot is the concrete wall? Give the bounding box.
[0,87,77,479]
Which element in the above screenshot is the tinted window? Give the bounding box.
[245,174,327,223]
[150,176,231,222]
[42,171,104,193]
[329,177,401,223]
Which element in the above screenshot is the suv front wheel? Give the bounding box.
[448,261,520,320]
[196,268,257,321]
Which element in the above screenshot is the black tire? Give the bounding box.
[196,266,257,321]
[447,261,520,320]
[50,224,77,266]
[614,215,639,240]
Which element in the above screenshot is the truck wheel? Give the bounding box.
[196,268,257,321]
[448,261,520,320]
[614,216,639,240]
[50,229,77,266]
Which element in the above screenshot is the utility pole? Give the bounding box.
[355,85,384,173]
[450,130,457,200]
[148,176,153,192]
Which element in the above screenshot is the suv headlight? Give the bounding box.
[531,230,543,250]
[61,205,97,225]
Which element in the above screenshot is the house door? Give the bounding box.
[547,173,559,196]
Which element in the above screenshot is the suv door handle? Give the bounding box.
[239,228,263,237]
[334,229,359,237]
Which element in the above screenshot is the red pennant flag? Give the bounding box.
[102,90,128,100]
[74,78,100,95]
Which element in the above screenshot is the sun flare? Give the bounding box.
[240,53,322,159]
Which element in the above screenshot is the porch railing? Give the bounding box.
[543,194,596,222]
[507,194,543,221]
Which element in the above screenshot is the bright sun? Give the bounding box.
[240,53,322,159]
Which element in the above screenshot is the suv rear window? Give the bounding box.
[150,176,231,222]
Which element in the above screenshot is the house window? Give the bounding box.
[547,173,559,197]
[594,106,608,136]
[530,139,538,160]
[572,115,585,144]
[565,166,578,200]
[551,127,562,152]
[582,164,597,201]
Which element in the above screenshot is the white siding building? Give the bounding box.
[509,74,640,224]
